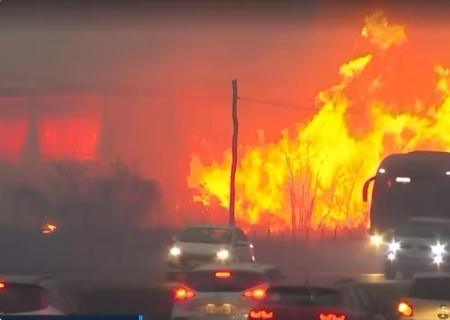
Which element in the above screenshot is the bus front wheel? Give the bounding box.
[384,263,396,280]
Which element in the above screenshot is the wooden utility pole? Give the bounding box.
[229,79,239,226]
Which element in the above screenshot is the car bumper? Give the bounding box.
[168,255,231,271]
[171,303,254,320]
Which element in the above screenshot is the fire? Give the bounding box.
[42,221,58,234]
[187,12,450,230]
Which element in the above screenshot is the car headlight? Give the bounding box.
[370,234,383,246]
[170,247,181,256]
[216,250,230,260]
[431,243,446,255]
[434,254,444,264]
[388,240,400,252]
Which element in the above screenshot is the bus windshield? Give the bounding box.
[374,174,450,217]
[396,220,450,238]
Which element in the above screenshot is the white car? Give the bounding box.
[0,275,86,315]
[167,224,255,274]
[397,273,450,320]
[170,263,282,320]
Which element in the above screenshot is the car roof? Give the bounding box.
[0,274,55,285]
[268,285,336,290]
[186,224,238,230]
[192,262,278,273]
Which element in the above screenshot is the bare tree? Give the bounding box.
[284,139,326,231]
[318,159,366,229]
[285,152,297,232]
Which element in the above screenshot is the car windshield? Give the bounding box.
[265,287,343,306]
[178,227,233,244]
[396,221,450,238]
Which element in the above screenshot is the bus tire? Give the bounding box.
[384,264,396,280]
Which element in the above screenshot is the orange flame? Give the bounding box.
[42,221,57,234]
[187,12,450,230]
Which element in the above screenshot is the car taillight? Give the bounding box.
[215,271,231,278]
[398,302,413,317]
[174,286,196,300]
[319,313,347,320]
[0,282,5,289]
[249,309,274,319]
[243,286,267,299]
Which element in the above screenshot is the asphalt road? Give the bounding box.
[7,240,408,319]
[58,273,411,320]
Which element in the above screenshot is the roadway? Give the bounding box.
[62,273,411,320]
[8,240,411,319]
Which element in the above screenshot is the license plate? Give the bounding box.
[204,304,232,315]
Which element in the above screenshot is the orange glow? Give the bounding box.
[320,314,347,320]
[398,302,413,317]
[35,93,103,161]
[243,286,266,299]
[0,99,30,162]
[174,286,196,300]
[187,11,450,230]
[214,271,231,278]
[37,116,101,161]
[249,310,274,319]
[0,282,5,289]
[42,221,58,234]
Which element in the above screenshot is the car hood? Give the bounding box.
[174,241,230,255]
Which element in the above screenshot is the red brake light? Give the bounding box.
[174,286,196,300]
[0,283,5,289]
[249,309,274,319]
[398,302,413,317]
[319,313,347,320]
[243,286,267,299]
[215,271,231,278]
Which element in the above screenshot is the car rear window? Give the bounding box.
[178,227,233,244]
[408,277,450,300]
[265,287,343,306]
[183,270,265,292]
[0,283,49,314]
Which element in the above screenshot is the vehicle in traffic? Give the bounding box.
[362,151,450,246]
[248,284,387,320]
[383,217,450,279]
[0,275,86,315]
[168,224,255,274]
[170,263,282,320]
[397,274,450,320]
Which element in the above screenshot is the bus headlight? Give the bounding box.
[370,234,383,246]
[388,240,400,252]
[387,251,396,261]
[431,243,446,255]
[434,254,444,264]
